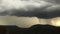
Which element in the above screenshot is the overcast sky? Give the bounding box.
[0,0,60,28]
[0,0,60,19]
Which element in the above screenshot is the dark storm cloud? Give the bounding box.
[45,5,60,18]
[11,5,60,19]
[43,0,60,4]
[47,10,60,18]
[0,0,60,19]
[7,5,51,19]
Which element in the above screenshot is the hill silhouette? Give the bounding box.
[0,24,60,34]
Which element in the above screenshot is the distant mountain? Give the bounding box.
[24,24,60,34]
[0,24,60,34]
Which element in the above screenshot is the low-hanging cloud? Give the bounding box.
[45,5,60,18]
[0,0,60,19]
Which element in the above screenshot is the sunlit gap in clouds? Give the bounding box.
[51,17,60,27]
[38,17,60,27]
[0,16,60,28]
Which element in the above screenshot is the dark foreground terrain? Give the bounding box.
[0,24,60,34]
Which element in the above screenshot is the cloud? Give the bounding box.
[1,0,60,19]
[45,5,60,18]
[0,0,49,11]
[42,0,60,4]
